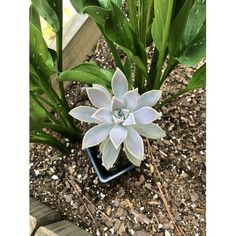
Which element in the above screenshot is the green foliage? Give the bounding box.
[30,22,54,79]
[186,64,206,91]
[151,0,174,54]
[169,0,206,66]
[70,0,99,14]
[105,3,147,76]
[59,63,113,87]
[30,96,47,131]
[70,0,206,104]
[29,5,41,31]
[84,6,110,26]
[31,0,60,32]
[30,0,206,154]
[29,2,81,153]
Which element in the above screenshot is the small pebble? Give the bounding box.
[130,229,135,235]
[93,177,99,185]
[51,175,58,180]
[153,194,158,199]
[165,230,171,236]
[158,224,163,229]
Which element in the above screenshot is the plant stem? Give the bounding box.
[30,93,58,124]
[159,58,178,88]
[152,51,166,89]
[139,0,148,46]
[134,67,145,93]
[155,89,187,111]
[56,0,68,109]
[30,131,70,155]
[103,33,124,71]
[127,0,138,33]
[147,47,159,89]
[44,123,81,141]
[36,77,74,129]
[38,95,57,110]
[152,1,173,89]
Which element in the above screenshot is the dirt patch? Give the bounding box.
[30,37,206,236]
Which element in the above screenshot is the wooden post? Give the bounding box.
[30,198,61,236]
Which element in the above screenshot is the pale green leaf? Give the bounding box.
[31,0,60,32]
[30,22,53,78]
[186,63,206,91]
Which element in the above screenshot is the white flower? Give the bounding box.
[69,68,166,170]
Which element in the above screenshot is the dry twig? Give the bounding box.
[66,177,96,223]
[67,177,112,224]
[146,138,186,236]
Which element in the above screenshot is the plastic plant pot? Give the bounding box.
[85,147,135,183]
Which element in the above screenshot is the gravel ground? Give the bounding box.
[30,37,206,236]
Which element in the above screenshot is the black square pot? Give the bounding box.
[85,147,135,183]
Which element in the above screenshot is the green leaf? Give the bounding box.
[29,5,41,31]
[105,3,147,76]
[72,62,113,82]
[70,0,99,14]
[169,0,193,56]
[84,6,111,26]
[59,70,107,87]
[30,96,48,131]
[30,76,42,94]
[120,46,147,76]
[169,0,206,67]
[58,63,113,87]
[151,0,174,54]
[31,0,60,32]
[30,22,53,78]
[30,64,44,94]
[98,0,122,8]
[45,123,80,141]
[30,132,69,154]
[124,57,132,87]
[172,0,186,19]
[177,22,205,67]
[186,63,206,91]
[100,69,114,83]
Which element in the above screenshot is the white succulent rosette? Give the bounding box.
[69,68,166,170]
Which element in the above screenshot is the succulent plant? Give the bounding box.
[69,68,166,170]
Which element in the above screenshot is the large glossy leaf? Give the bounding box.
[84,6,111,26]
[29,5,41,31]
[30,22,53,78]
[58,63,113,87]
[178,22,206,67]
[30,64,44,94]
[70,0,99,14]
[30,96,47,131]
[169,0,206,67]
[98,0,122,8]
[31,0,60,32]
[186,63,206,91]
[30,76,43,94]
[168,0,193,56]
[105,3,147,76]
[172,0,186,19]
[72,62,113,83]
[105,3,134,52]
[151,0,174,53]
